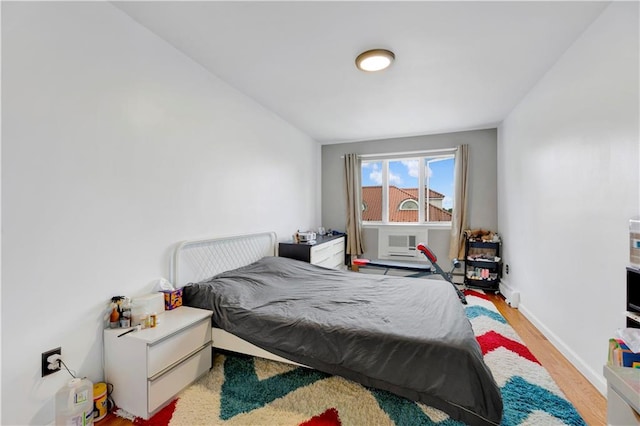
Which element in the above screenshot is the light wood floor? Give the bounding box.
[99,294,607,426]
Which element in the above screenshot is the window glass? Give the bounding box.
[361,154,454,225]
[388,160,419,223]
[361,161,382,221]
[424,156,454,223]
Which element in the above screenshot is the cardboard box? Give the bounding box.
[161,289,183,310]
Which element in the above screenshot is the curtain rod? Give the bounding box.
[341,147,457,159]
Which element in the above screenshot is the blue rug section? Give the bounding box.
[500,369,587,426]
[220,354,329,420]
[465,305,507,324]
[370,387,464,426]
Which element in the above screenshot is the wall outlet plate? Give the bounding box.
[41,347,61,377]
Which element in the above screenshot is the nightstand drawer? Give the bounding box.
[148,344,211,413]
[148,318,211,377]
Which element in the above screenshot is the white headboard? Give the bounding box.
[171,232,277,287]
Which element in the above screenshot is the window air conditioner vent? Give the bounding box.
[378,228,427,260]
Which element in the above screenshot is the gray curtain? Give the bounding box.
[344,153,364,257]
[449,145,469,260]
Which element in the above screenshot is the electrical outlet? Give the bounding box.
[41,347,61,377]
[505,264,510,274]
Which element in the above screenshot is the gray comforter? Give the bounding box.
[183,256,503,425]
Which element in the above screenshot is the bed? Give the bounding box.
[171,232,503,426]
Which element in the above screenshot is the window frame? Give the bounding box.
[360,148,456,228]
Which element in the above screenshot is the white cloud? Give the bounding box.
[363,162,382,184]
[369,170,382,185]
[401,160,420,178]
[362,162,378,170]
[389,171,402,186]
[443,196,453,209]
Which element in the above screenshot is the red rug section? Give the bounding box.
[464,288,490,300]
[119,399,341,426]
[299,408,342,426]
[476,330,540,364]
[131,398,178,426]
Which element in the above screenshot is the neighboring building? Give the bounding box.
[362,186,452,222]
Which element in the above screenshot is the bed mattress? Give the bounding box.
[183,256,503,425]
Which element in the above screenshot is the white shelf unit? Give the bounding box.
[104,306,213,419]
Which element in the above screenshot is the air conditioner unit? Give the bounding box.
[387,235,418,258]
[378,228,427,260]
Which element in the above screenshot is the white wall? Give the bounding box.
[498,2,639,393]
[1,3,319,424]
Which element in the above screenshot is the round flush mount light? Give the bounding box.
[355,49,395,72]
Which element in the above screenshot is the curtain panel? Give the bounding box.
[343,153,364,257]
[449,144,469,260]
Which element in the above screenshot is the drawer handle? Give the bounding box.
[148,342,211,382]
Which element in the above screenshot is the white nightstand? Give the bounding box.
[603,364,640,425]
[104,306,213,419]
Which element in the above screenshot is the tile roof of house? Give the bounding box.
[362,186,452,222]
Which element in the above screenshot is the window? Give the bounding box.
[399,199,419,210]
[361,151,455,225]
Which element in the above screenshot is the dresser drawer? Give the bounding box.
[148,318,211,377]
[310,237,344,266]
[314,251,344,269]
[148,344,211,413]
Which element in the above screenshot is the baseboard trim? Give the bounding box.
[518,303,607,395]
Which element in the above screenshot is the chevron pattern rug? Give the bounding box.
[116,290,585,426]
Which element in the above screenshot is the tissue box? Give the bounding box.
[161,289,183,310]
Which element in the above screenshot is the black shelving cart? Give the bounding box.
[464,236,502,292]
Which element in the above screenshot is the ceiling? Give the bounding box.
[113,1,610,144]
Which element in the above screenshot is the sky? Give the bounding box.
[362,157,454,209]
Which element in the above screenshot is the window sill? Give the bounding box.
[363,222,452,230]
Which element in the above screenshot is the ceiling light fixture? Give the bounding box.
[355,49,395,72]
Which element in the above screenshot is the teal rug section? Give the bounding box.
[369,387,463,426]
[500,376,586,426]
[465,305,507,324]
[220,354,329,420]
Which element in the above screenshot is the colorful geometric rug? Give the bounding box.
[116,290,586,425]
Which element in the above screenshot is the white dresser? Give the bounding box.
[104,306,212,419]
[279,235,345,270]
